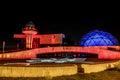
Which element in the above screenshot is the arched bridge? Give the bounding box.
[0,46,120,60]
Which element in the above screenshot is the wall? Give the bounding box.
[0,64,77,77]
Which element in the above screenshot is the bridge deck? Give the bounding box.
[0,46,120,60]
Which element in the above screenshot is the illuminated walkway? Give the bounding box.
[0,46,120,60]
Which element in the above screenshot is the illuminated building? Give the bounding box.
[80,30,119,46]
[14,21,65,49]
[79,30,119,57]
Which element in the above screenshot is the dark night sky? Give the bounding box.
[0,14,120,44]
[0,3,120,46]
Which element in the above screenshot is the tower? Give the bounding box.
[22,21,38,49]
[14,21,39,49]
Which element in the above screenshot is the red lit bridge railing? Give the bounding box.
[0,46,120,60]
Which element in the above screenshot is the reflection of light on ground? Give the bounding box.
[3,62,30,66]
[26,58,87,63]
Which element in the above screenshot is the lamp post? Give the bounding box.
[3,41,5,53]
[17,43,19,51]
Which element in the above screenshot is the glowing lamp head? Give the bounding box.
[22,21,38,35]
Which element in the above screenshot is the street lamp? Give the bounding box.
[3,41,5,53]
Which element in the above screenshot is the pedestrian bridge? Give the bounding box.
[0,46,120,60]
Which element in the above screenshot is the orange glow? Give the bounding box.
[14,22,64,49]
[36,34,63,44]
[14,32,64,49]
[1,46,120,60]
[14,34,26,38]
[22,31,38,35]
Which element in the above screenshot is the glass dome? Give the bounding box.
[79,30,119,46]
[79,30,119,58]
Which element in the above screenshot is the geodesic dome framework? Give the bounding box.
[79,30,119,46]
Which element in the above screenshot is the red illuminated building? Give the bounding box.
[14,21,65,49]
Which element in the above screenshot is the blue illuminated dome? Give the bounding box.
[79,30,119,46]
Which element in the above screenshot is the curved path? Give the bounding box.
[0,46,120,60]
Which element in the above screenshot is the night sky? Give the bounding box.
[0,1,120,44]
[0,14,120,45]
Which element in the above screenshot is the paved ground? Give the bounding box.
[0,58,119,66]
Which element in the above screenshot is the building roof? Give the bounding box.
[79,30,119,46]
[25,21,35,27]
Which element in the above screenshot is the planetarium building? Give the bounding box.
[79,30,119,46]
[79,30,119,58]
